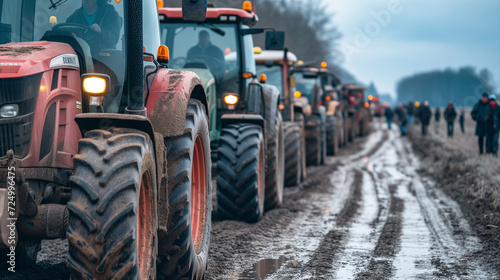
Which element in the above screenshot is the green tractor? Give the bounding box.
[159,2,285,222]
[254,48,307,186]
[291,65,327,166]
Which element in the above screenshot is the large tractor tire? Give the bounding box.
[264,111,284,211]
[294,113,307,181]
[160,99,211,280]
[67,128,157,280]
[326,115,338,156]
[283,122,301,187]
[320,121,327,165]
[305,115,322,166]
[217,123,265,223]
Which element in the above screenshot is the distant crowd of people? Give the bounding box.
[383,92,499,155]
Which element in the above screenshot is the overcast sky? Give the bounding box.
[327,0,500,97]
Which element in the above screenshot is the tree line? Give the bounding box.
[396,67,497,108]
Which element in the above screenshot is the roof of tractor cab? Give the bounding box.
[158,7,257,26]
[343,84,366,91]
[291,66,320,73]
[254,49,298,65]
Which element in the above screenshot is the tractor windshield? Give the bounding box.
[160,22,240,93]
[0,0,126,112]
[293,72,321,103]
[256,64,283,95]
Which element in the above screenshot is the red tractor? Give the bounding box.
[0,0,211,279]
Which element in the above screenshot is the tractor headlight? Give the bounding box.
[224,94,239,106]
[82,74,110,96]
[0,104,19,118]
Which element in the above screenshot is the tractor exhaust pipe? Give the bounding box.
[17,204,68,239]
[125,0,146,116]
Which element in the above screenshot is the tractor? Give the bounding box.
[317,64,344,156]
[158,1,285,222]
[254,48,306,187]
[0,0,212,279]
[291,65,327,166]
[342,84,371,137]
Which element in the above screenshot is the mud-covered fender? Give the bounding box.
[261,83,281,136]
[146,68,208,138]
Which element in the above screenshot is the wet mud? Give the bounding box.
[1,123,498,280]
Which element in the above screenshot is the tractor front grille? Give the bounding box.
[0,74,42,158]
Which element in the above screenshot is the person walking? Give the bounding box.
[471,93,491,154]
[485,95,500,155]
[384,102,394,130]
[407,101,415,125]
[444,101,457,137]
[418,101,432,136]
[459,110,465,133]
[395,103,408,136]
[434,108,441,134]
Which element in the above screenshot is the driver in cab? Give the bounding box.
[187,30,225,78]
[66,0,122,50]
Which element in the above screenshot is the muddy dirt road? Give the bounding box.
[207,126,496,280]
[1,125,497,280]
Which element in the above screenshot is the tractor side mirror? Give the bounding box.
[265,30,285,50]
[182,0,207,22]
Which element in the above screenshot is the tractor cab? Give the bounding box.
[291,66,323,114]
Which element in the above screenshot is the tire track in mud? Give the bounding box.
[356,184,404,279]
[305,170,363,278]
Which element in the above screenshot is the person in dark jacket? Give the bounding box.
[407,101,415,125]
[485,94,500,155]
[384,102,394,130]
[418,101,432,135]
[444,101,457,137]
[66,0,123,53]
[395,103,408,136]
[471,93,491,154]
[187,30,225,79]
[434,108,441,134]
[459,110,465,133]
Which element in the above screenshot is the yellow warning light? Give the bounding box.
[225,48,232,55]
[415,101,421,108]
[364,102,369,108]
[40,85,46,91]
[294,91,302,98]
[157,45,169,63]
[49,16,57,26]
[326,96,331,101]
[243,72,253,79]
[254,46,262,54]
[259,74,267,83]
[297,60,304,65]
[368,95,374,101]
[243,1,252,12]
[321,61,327,68]
[157,0,163,8]
[279,104,285,110]
[115,0,121,3]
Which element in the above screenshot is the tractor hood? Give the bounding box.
[0,41,78,78]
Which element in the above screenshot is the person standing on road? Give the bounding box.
[434,107,441,134]
[395,103,408,136]
[471,93,491,154]
[444,101,457,137]
[407,101,415,125]
[485,95,500,155]
[459,110,465,133]
[418,101,432,136]
[384,102,394,130]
